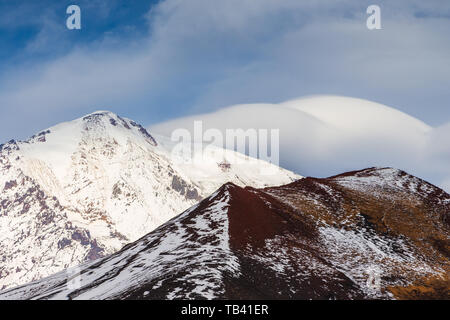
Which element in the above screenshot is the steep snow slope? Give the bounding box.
[1,168,448,300]
[0,111,299,290]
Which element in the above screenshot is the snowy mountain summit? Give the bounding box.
[0,111,299,290]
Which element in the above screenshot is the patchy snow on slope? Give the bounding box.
[0,187,241,300]
[248,234,345,297]
[1,169,448,300]
[332,167,437,198]
[318,222,440,298]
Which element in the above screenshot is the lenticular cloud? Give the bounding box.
[150,95,450,192]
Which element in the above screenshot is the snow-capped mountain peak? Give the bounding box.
[0,111,299,290]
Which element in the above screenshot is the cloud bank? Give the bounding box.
[0,0,450,144]
[150,96,450,192]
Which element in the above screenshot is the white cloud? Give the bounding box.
[150,95,450,192]
[442,180,450,193]
[0,0,449,161]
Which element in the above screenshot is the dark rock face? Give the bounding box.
[27,130,52,143]
[109,118,117,126]
[171,175,201,201]
[0,140,20,153]
[129,120,157,146]
[0,199,9,211]
[86,241,104,261]
[69,230,105,260]
[58,238,72,250]
[38,130,51,136]
[71,230,92,246]
[3,180,17,191]
[82,113,106,123]
[111,183,122,198]
[117,116,131,129]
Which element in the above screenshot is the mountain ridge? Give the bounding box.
[1,167,448,300]
[0,111,299,290]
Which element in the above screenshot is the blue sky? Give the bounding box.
[0,1,449,144]
[0,1,154,62]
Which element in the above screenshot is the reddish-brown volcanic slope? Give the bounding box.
[0,167,448,300]
[259,167,449,299]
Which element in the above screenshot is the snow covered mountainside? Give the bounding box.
[1,167,448,300]
[0,111,299,290]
